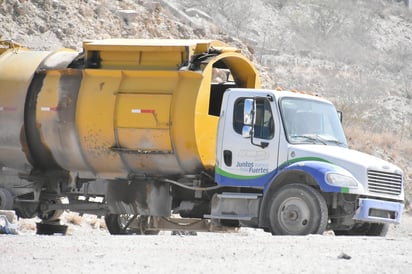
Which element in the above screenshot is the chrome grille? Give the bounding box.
[368,170,402,195]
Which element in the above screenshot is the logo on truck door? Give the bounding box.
[236,160,269,174]
[235,149,270,174]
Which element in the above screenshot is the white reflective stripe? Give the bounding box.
[131,109,141,113]
[0,106,17,111]
[41,107,57,112]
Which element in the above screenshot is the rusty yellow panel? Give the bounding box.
[99,50,141,69]
[119,71,179,93]
[195,113,219,168]
[169,71,203,169]
[115,94,171,129]
[84,39,195,69]
[193,66,217,168]
[140,51,183,68]
[35,70,60,165]
[215,52,261,88]
[116,128,172,151]
[0,49,51,171]
[115,93,172,151]
[84,39,193,50]
[76,69,124,173]
[36,70,60,122]
[193,42,209,54]
[196,64,214,114]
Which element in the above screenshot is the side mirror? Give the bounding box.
[242,125,252,138]
[242,98,269,149]
[337,111,343,123]
[243,99,254,125]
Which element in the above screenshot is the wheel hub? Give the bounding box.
[279,198,310,233]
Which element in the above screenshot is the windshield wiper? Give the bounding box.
[314,135,345,146]
[292,135,327,145]
[292,135,345,146]
[322,138,344,145]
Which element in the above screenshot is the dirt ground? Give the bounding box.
[1,211,411,274]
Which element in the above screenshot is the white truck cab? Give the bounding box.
[214,88,404,235]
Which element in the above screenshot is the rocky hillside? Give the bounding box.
[168,0,412,201]
[0,0,410,202]
[172,0,412,137]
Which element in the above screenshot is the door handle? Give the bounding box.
[223,150,232,167]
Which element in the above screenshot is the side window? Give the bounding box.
[233,100,245,134]
[254,99,274,139]
[233,98,274,140]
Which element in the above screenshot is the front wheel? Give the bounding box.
[268,184,328,235]
[105,214,160,235]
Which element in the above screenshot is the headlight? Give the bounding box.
[326,173,358,188]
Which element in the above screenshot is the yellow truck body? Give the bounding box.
[0,39,260,179]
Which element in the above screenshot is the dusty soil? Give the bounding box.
[1,211,411,274]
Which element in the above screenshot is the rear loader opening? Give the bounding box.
[207,56,259,117]
[209,66,237,116]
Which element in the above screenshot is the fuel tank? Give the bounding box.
[0,39,260,179]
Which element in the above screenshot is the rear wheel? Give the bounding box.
[36,198,67,235]
[105,214,136,235]
[105,214,160,235]
[0,187,14,210]
[38,199,64,222]
[268,184,328,235]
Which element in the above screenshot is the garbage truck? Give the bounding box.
[0,38,404,235]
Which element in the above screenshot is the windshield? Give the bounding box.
[279,97,347,147]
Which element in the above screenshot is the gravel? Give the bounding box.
[1,211,411,273]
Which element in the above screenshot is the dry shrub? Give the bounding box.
[64,213,106,230]
[17,218,37,232]
[100,219,107,230]
[89,217,100,229]
[83,215,106,230]
[65,213,83,226]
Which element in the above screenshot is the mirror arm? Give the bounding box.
[260,142,269,148]
[250,134,269,149]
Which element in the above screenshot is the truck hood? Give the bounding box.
[288,145,404,198]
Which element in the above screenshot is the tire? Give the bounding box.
[268,184,328,235]
[105,214,136,235]
[36,221,68,235]
[38,199,64,221]
[105,214,160,235]
[334,223,389,236]
[14,202,38,219]
[0,187,14,210]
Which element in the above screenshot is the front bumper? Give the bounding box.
[353,198,403,224]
